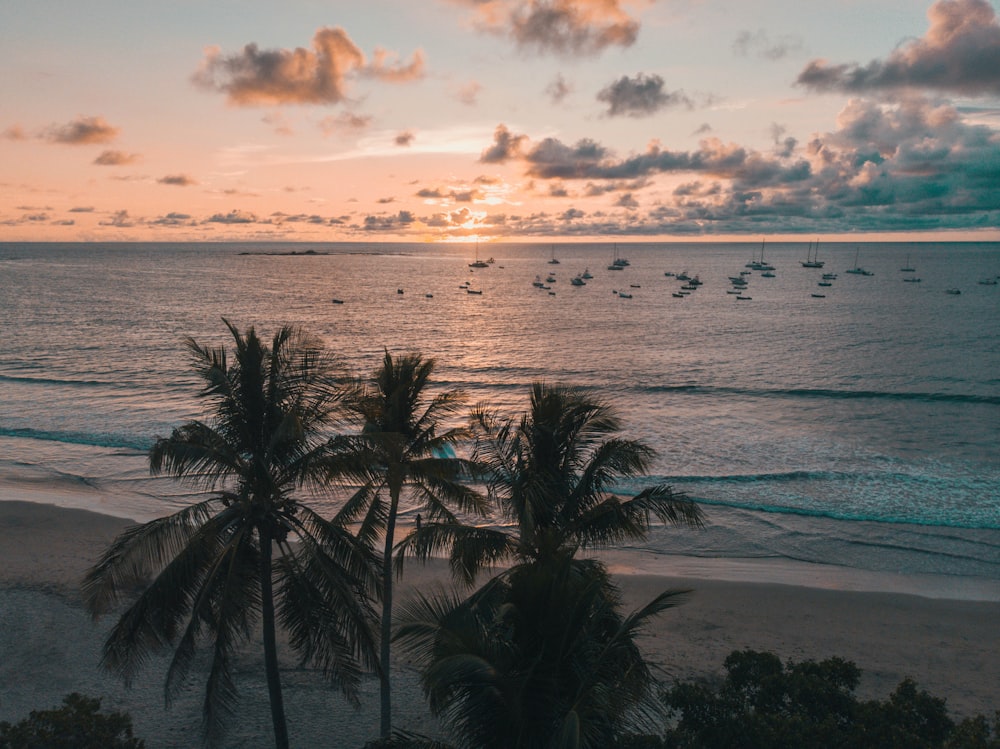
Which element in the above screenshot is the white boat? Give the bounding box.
[845,248,873,275]
[800,240,825,268]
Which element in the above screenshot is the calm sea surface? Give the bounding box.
[2,241,998,596]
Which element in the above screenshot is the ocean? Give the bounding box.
[2,240,998,598]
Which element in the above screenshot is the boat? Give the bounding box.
[331,298,344,304]
[900,255,915,272]
[978,278,998,285]
[664,271,675,277]
[681,284,697,291]
[811,293,826,298]
[532,276,545,288]
[747,238,775,271]
[546,274,557,283]
[688,276,703,286]
[800,240,825,268]
[845,247,873,275]
[945,288,961,295]
[818,281,832,287]
[726,289,742,294]
[469,240,489,268]
[672,292,685,298]
[629,283,641,288]
[397,288,404,294]
[608,244,629,270]
[618,291,632,298]
[548,246,560,265]
[425,293,433,298]
[582,268,593,279]
[736,295,752,300]
[570,275,586,286]
[676,271,691,281]
[761,271,776,278]
[903,277,922,283]
[466,289,482,295]
[822,272,838,280]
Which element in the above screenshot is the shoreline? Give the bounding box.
[1,499,998,747]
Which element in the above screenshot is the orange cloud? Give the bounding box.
[45,116,120,144]
[94,150,141,166]
[193,27,425,106]
[158,174,198,186]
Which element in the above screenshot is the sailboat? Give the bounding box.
[548,245,560,265]
[800,240,825,268]
[900,255,916,272]
[747,238,775,271]
[607,243,628,270]
[468,239,489,268]
[845,247,873,275]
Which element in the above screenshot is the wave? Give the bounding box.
[641,384,1000,406]
[0,373,117,389]
[0,427,150,452]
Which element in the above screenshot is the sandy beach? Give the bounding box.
[1,499,997,748]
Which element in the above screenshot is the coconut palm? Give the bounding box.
[401,382,705,577]
[328,351,486,739]
[82,320,378,749]
[394,383,706,748]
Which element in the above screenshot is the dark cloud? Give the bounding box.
[45,116,120,145]
[158,174,198,186]
[395,130,416,146]
[94,150,140,166]
[597,73,693,117]
[732,30,804,60]
[100,210,134,227]
[151,212,195,226]
[192,27,424,106]
[456,0,641,57]
[480,124,529,163]
[796,0,1000,96]
[206,209,258,224]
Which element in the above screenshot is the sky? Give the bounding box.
[2,0,1000,243]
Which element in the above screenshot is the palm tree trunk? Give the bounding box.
[259,525,290,749]
[379,481,401,739]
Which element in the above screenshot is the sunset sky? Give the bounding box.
[3,0,1000,242]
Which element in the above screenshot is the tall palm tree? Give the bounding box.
[328,351,486,739]
[395,382,706,748]
[82,320,378,749]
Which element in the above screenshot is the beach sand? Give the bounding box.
[1,500,997,748]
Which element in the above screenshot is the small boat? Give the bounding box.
[845,247,873,275]
[681,285,697,291]
[672,292,685,298]
[664,271,675,277]
[687,276,703,286]
[532,276,545,288]
[822,272,838,280]
[425,293,433,298]
[608,243,629,270]
[746,238,775,271]
[570,275,586,286]
[548,246,560,264]
[900,255,916,272]
[466,289,482,295]
[903,277,922,283]
[397,288,404,294]
[548,291,556,296]
[978,278,998,285]
[945,288,961,295]
[546,274,557,283]
[726,289,742,294]
[331,298,344,304]
[676,271,691,281]
[800,240,825,268]
[629,283,641,288]
[582,268,593,279]
[811,293,826,298]
[761,271,776,278]
[618,291,632,298]
[736,295,752,300]
[469,239,489,268]
[818,281,832,287]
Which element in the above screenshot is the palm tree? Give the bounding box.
[395,382,706,748]
[82,320,378,749]
[402,382,705,576]
[328,351,486,739]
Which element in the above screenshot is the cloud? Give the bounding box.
[545,74,573,104]
[68,206,95,213]
[597,73,693,117]
[480,123,529,163]
[2,125,27,141]
[158,174,198,186]
[45,116,120,144]
[455,0,642,56]
[796,0,1000,96]
[395,130,416,146]
[732,29,804,60]
[319,111,373,136]
[455,80,482,105]
[94,150,141,166]
[193,27,425,106]
[206,209,258,224]
[100,210,134,227]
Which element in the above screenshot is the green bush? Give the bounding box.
[0,693,144,749]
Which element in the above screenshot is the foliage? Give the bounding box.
[328,350,486,738]
[82,320,378,748]
[658,649,999,749]
[394,384,705,749]
[0,693,144,749]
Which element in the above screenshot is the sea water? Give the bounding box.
[1,241,998,597]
